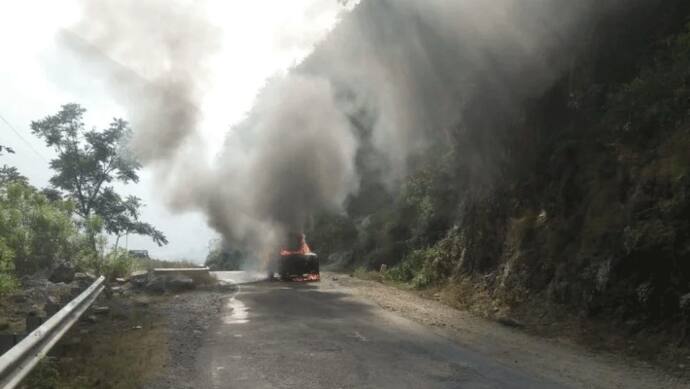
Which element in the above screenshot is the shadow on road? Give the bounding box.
[241,281,375,324]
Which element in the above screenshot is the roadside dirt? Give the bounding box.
[21,285,233,389]
[145,287,231,389]
[323,272,690,389]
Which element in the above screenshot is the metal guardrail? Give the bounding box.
[0,276,105,389]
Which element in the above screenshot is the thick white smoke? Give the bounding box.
[65,0,220,163]
[63,0,604,258]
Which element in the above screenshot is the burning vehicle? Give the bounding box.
[268,233,320,281]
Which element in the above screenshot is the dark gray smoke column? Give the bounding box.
[302,0,597,185]
[198,74,359,255]
[246,75,359,234]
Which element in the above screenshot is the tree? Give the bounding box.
[30,104,167,247]
[0,144,28,188]
[97,190,167,247]
[205,239,244,270]
[0,165,28,186]
[0,183,79,274]
[0,145,15,156]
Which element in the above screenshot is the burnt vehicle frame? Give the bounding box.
[268,233,320,281]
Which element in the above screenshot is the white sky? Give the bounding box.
[0,0,350,263]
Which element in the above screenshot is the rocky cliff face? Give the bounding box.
[309,0,690,338]
[438,2,690,326]
[443,123,690,322]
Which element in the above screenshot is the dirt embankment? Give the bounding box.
[326,272,690,389]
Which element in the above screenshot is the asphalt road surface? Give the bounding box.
[194,271,563,389]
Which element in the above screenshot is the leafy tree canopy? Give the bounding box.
[0,182,78,274]
[0,145,15,155]
[0,165,28,186]
[31,103,167,246]
[205,239,244,271]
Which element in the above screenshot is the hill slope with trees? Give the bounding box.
[307,0,690,360]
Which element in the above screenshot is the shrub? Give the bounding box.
[205,242,244,271]
[23,358,60,389]
[0,237,18,295]
[385,245,449,288]
[101,249,135,279]
[306,212,357,260]
[385,249,427,283]
[73,216,108,274]
[607,22,690,136]
[0,183,80,275]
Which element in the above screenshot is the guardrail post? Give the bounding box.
[25,313,44,333]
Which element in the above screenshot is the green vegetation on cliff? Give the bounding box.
[309,2,690,340]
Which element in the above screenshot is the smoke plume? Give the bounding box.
[188,74,359,256]
[65,0,605,257]
[64,0,219,163]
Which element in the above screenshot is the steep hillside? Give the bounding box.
[308,0,690,357]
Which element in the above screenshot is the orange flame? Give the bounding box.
[280,233,311,256]
[291,273,320,282]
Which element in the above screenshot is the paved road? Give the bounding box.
[193,271,565,388]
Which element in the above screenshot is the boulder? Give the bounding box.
[145,276,166,294]
[133,296,151,307]
[130,270,148,279]
[74,272,97,282]
[73,272,98,289]
[92,306,110,315]
[144,274,196,293]
[496,315,525,329]
[26,312,45,332]
[0,334,17,355]
[10,293,27,304]
[49,262,76,284]
[130,270,150,288]
[21,274,51,289]
[45,295,61,316]
[167,275,195,292]
[69,285,82,298]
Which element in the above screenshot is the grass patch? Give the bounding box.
[0,273,18,296]
[24,295,169,389]
[384,246,450,289]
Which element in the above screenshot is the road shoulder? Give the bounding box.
[323,272,688,389]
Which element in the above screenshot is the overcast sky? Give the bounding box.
[0,0,349,263]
